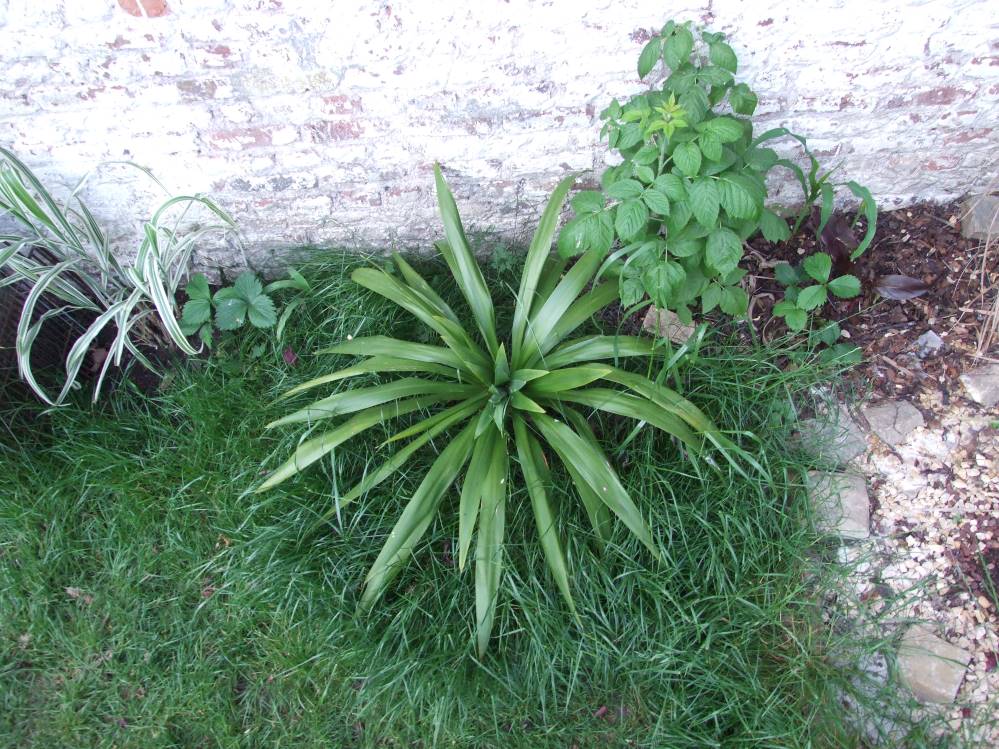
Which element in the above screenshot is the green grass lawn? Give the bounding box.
[0,253,951,748]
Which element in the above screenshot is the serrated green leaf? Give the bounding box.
[570,190,604,214]
[698,132,722,161]
[827,274,861,298]
[215,297,247,330]
[672,143,701,177]
[247,293,277,328]
[729,83,758,115]
[717,175,758,220]
[614,199,649,240]
[641,189,671,215]
[632,144,660,165]
[803,253,832,283]
[688,178,720,228]
[186,272,211,301]
[634,165,655,184]
[233,271,263,301]
[638,37,663,78]
[705,227,742,275]
[181,297,211,329]
[774,302,807,331]
[759,209,791,243]
[797,284,828,311]
[607,179,645,200]
[701,283,721,313]
[663,26,694,69]
[774,262,799,287]
[697,65,733,87]
[719,285,748,316]
[709,41,738,72]
[653,173,686,201]
[704,117,743,143]
[616,122,644,150]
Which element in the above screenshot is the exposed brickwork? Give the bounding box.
[1,0,996,270]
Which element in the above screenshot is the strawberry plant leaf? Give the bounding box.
[247,293,278,328]
[803,253,832,283]
[215,297,248,330]
[827,273,861,298]
[797,284,828,311]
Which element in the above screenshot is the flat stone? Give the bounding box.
[959,363,999,408]
[797,406,868,465]
[641,306,694,344]
[897,623,971,704]
[806,471,870,540]
[863,400,925,446]
[960,194,999,241]
[914,330,944,358]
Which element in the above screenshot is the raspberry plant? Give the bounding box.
[558,20,875,330]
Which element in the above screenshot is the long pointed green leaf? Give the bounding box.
[474,432,508,656]
[351,266,491,380]
[278,356,456,400]
[267,378,478,427]
[558,406,612,546]
[257,396,444,492]
[531,412,660,560]
[458,427,497,571]
[513,416,575,615]
[602,367,762,478]
[392,253,460,324]
[522,248,605,366]
[317,335,464,370]
[360,421,477,610]
[536,281,617,355]
[526,365,613,396]
[332,399,483,513]
[434,165,498,355]
[553,387,701,451]
[511,173,577,365]
[544,335,659,369]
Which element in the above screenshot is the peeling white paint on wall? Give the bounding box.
[1,0,997,268]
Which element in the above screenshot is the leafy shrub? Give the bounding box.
[558,20,875,330]
[259,165,753,655]
[180,268,310,346]
[0,147,232,404]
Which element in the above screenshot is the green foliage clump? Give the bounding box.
[260,165,754,655]
[558,19,876,332]
[180,268,310,347]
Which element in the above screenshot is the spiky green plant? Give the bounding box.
[259,164,753,655]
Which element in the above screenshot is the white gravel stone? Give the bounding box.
[914,330,944,358]
[863,400,925,446]
[897,624,972,704]
[959,364,999,408]
[797,406,869,465]
[960,195,999,241]
[806,471,870,540]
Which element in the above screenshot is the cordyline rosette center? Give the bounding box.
[258,164,755,655]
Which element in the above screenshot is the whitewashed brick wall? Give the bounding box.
[1,0,997,269]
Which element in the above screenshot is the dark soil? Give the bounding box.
[745,201,997,402]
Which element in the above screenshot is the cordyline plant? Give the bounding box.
[259,165,754,655]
